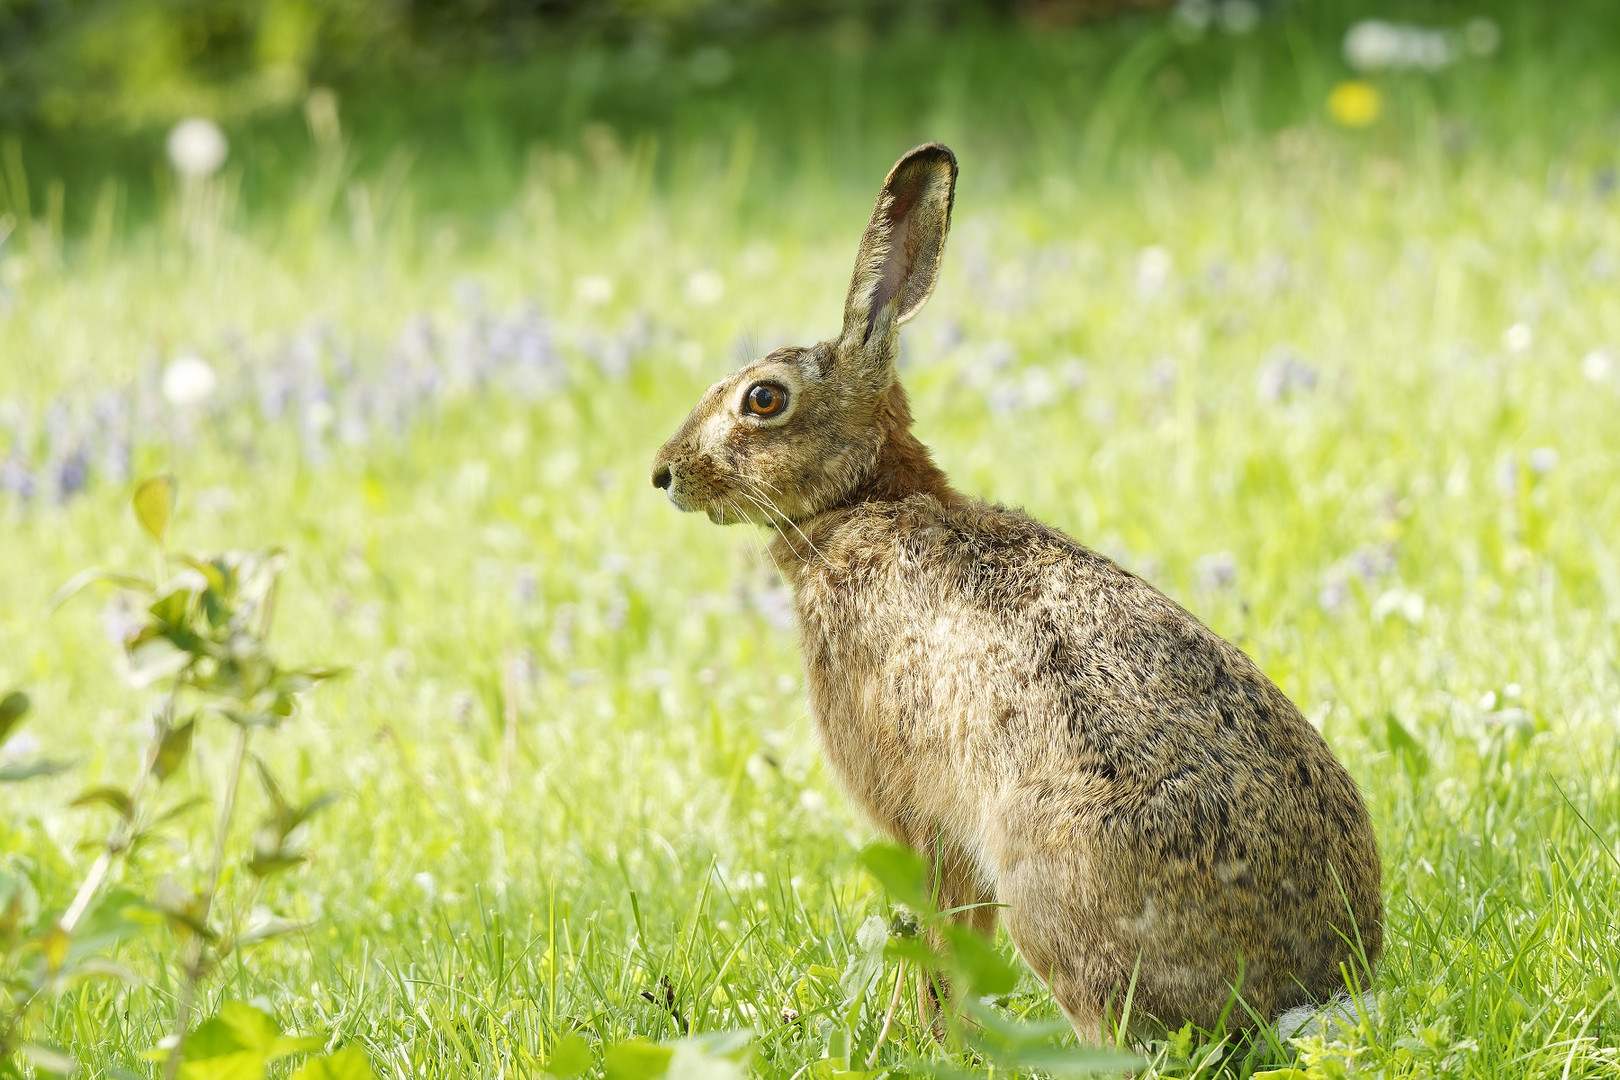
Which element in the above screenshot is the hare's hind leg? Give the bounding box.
[912,832,998,1040]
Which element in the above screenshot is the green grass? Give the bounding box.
[3,8,1620,1078]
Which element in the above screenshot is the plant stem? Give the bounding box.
[164,723,250,1080]
[867,962,908,1069]
[58,683,182,935]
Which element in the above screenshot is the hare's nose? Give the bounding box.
[652,465,673,490]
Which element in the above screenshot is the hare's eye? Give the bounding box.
[745,383,788,417]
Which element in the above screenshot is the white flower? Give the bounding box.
[1501,322,1533,353]
[1528,447,1559,475]
[574,275,615,306]
[685,270,725,306]
[1135,246,1173,300]
[1580,348,1614,383]
[1344,20,1454,73]
[413,872,437,901]
[1372,589,1425,625]
[166,118,228,179]
[162,354,217,407]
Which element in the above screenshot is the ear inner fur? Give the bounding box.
[842,143,958,358]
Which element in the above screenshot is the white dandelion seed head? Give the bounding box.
[1580,348,1614,383]
[162,353,217,408]
[1136,246,1174,300]
[1501,322,1533,353]
[1345,20,1455,73]
[166,118,228,179]
[685,270,725,306]
[574,275,615,306]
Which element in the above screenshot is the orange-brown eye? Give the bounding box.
[745,383,788,417]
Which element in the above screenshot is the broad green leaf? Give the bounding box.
[857,842,932,912]
[839,915,890,1009]
[47,567,155,612]
[148,586,195,629]
[290,1048,374,1080]
[883,936,940,966]
[942,924,1019,997]
[247,850,308,878]
[1383,713,1430,776]
[133,475,177,544]
[603,1040,674,1080]
[235,911,308,947]
[70,785,136,820]
[127,636,192,688]
[547,1033,593,1078]
[180,1001,325,1080]
[0,758,72,782]
[0,689,27,744]
[1251,1071,1313,1080]
[176,555,228,595]
[67,887,149,962]
[155,719,196,782]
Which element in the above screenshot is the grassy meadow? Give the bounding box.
[3,7,1620,1077]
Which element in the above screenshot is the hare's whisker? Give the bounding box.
[733,476,821,563]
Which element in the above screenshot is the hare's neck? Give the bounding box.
[843,381,958,509]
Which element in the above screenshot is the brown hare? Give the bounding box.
[651,143,1383,1041]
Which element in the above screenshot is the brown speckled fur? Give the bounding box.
[652,144,1383,1039]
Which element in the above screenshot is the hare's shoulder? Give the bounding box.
[829,494,1328,742]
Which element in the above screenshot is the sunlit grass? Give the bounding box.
[3,19,1620,1078]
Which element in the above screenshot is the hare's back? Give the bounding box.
[813,496,1382,936]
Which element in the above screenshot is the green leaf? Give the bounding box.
[839,914,890,1011]
[176,555,229,596]
[67,887,149,962]
[148,586,195,629]
[17,1045,75,1076]
[0,689,28,744]
[127,635,192,688]
[1383,713,1430,776]
[942,924,1019,997]
[236,912,309,947]
[47,568,156,612]
[248,850,308,879]
[71,785,136,820]
[603,1040,675,1080]
[857,842,932,912]
[547,1033,593,1078]
[290,1048,374,1080]
[0,758,72,782]
[883,936,940,966]
[155,719,196,782]
[133,475,177,544]
[180,1001,325,1080]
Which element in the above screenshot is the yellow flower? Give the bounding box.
[1327,80,1382,127]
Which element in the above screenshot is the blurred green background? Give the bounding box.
[2,1,1619,1077]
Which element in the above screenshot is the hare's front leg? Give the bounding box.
[911,831,998,1040]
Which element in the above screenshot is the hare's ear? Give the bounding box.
[838,143,958,363]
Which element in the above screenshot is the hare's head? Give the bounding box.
[652,143,957,525]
